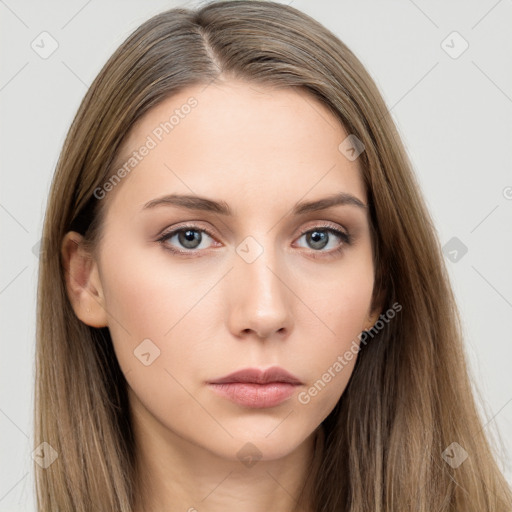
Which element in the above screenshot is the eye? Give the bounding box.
[156,222,352,257]
[294,224,352,255]
[157,225,218,254]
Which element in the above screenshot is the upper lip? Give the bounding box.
[208,366,302,385]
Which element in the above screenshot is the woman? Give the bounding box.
[34,1,512,510]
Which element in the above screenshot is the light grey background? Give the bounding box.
[1,0,511,509]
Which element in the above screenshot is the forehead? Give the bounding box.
[106,79,366,216]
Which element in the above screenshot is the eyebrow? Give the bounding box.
[142,192,367,215]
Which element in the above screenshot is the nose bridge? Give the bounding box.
[228,233,292,338]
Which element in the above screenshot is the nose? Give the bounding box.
[226,241,293,340]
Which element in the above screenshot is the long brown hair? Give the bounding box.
[34,1,512,510]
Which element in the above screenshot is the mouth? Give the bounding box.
[208,366,303,385]
[207,366,302,408]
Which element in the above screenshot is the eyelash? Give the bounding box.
[156,222,353,259]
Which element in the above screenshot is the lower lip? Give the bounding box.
[208,382,299,408]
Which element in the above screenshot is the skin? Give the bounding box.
[62,79,382,512]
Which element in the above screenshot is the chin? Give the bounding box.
[215,423,314,462]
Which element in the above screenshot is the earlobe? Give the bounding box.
[364,310,381,332]
[363,287,386,331]
[61,231,108,328]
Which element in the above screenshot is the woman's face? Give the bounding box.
[68,79,380,463]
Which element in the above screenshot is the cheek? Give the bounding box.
[99,251,224,432]
[299,253,375,340]
[97,243,218,370]
[291,256,374,412]
[100,238,221,327]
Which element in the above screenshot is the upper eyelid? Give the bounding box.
[157,222,349,247]
[297,223,346,235]
[158,223,217,240]
[159,220,348,237]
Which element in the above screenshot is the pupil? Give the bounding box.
[180,230,201,248]
[308,230,328,249]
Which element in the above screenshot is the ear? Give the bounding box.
[61,231,108,328]
[363,285,386,331]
